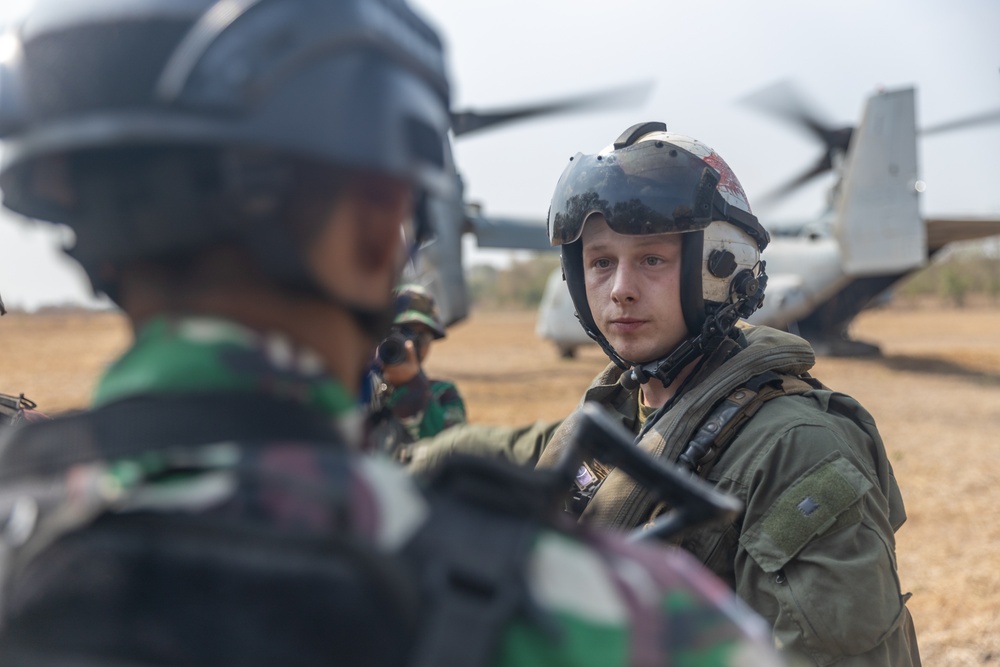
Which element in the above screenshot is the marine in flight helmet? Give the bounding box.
[0,0,453,331]
[548,121,770,389]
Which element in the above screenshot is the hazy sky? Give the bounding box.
[1,0,999,309]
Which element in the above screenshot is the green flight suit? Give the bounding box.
[536,325,921,666]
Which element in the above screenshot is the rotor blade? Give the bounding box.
[920,108,1000,136]
[754,154,832,208]
[739,80,838,146]
[450,81,652,138]
[468,214,553,251]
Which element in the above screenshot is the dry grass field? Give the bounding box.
[2,302,998,663]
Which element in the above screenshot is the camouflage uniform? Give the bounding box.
[536,325,921,666]
[0,316,786,666]
[383,375,465,441]
[376,284,466,444]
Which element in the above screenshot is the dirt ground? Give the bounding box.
[2,303,998,663]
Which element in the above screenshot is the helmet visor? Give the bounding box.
[548,141,720,246]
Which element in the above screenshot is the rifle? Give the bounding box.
[553,402,742,542]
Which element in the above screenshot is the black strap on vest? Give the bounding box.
[676,372,823,477]
[636,372,823,538]
[0,393,345,481]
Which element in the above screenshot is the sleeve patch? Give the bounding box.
[741,453,872,572]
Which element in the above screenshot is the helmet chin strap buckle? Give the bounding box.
[619,336,705,391]
[618,283,760,393]
[620,365,651,390]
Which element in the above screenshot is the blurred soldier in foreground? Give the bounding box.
[0,1,785,665]
[369,284,465,457]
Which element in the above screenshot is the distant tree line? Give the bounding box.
[466,240,1000,311]
[468,254,561,309]
[896,240,1000,307]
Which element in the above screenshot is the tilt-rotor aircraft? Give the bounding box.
[533,84,1000,356]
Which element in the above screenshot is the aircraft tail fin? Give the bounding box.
[834,87,925,275]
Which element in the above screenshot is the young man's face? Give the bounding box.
[581,214,689,363]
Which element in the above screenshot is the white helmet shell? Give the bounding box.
[608,131,753,213]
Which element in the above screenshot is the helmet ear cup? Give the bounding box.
[700,220,763,313]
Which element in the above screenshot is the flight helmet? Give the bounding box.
[548,122,770,388]
[0,0,453,326]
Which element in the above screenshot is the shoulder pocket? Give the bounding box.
[740,452,872,572]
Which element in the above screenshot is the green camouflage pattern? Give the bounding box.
[385,374,466,440]
[496,529,786,667]
[95,315,355,417]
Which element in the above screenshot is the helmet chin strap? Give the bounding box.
[579,299,737,392]
[619,264,768,391]
[619,327,729,391]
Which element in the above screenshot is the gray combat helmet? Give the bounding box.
[0,0,453,303]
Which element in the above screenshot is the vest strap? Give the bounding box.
[676,372,824,478]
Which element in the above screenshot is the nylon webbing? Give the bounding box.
[676,372,823,478]
[0,393,344,480]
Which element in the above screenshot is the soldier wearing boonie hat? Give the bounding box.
[373,284,465,452]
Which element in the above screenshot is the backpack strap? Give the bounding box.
[0,393,345,480]
[676,372,824,478]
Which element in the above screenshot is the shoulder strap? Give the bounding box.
[676,372,824,477]
[0,393,345,480]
